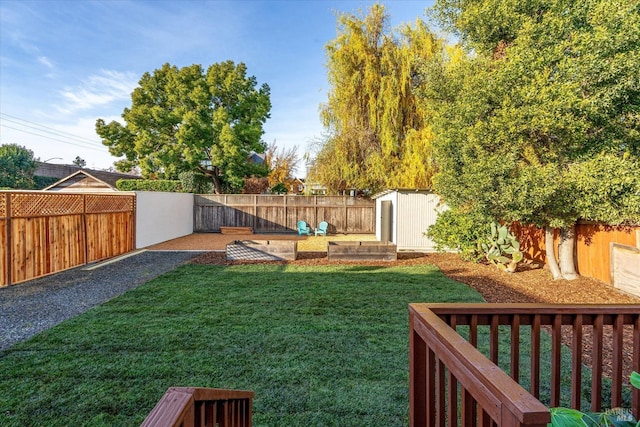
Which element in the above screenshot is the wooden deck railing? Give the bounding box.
[409,304,640,427]
[141,387,254,427]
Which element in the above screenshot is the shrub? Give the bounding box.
[549,371,639,427]
[270,183,288,194]
[242,176,269,194]
[116,179,183,192]
[178,171,215,194]
[426,207,491,261]
[34,176,59,189]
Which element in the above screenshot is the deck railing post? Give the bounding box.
[461,389,476,427]
[410,313,428,427]
[501,406,520,427]
[426,346,437,427]
[634,314,640,420]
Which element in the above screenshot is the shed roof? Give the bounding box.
[371,188,433,199]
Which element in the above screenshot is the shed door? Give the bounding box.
[380,200,393,242]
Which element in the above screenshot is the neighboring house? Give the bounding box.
[289,178,305,195]
[36,162,140,192]
[372,189,448,251]
[247,151,266,164]
[201,152,266,170]
[43,170,141,192]
[303,180,328,195]
[35,162,138,181]
[303,159,328,195]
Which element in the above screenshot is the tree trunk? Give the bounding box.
[211,173,223,194]
[558,224,578,280]
[203,167,223,194]
[545,226,562,280]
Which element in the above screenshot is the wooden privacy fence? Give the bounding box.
[194,195,375,234]
[0,191,135,286]
[410,303,640,427]
[513,222,639,285]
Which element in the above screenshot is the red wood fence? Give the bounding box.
[0,191,135,286]
[410,303,640,427]
[513,223,639,284]
[141,387,254,427]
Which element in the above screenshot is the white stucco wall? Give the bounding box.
[135,192,194,248]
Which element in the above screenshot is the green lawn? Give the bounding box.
[0,263,484,426]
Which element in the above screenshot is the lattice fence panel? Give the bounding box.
[10,193,84,217]
[86,195,135,213]
[0,193,6,218]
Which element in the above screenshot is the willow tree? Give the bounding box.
[312,4,443,193]
[426,0,640,279]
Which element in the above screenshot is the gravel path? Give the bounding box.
[0,250,204,351]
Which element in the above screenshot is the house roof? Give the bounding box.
[43,170,124,192]
[37,162,141,192]
[247,152,266,164]
[35,162,139,181]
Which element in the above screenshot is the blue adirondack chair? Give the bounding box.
[315,221,328,236]
[297,220,311,236]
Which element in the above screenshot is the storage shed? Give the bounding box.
[372,189,447,251]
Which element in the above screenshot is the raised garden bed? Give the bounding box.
[220,226,253,235]
[327,241,397,261]
[226,240,297,261]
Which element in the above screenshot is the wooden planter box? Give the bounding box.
[220,226,253,235]
[226,240,297,261]
[327,241,397,261]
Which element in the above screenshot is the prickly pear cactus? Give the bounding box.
[479,222,524,273]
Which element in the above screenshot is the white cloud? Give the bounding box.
[56,70,138,114]
[37,55,54,69]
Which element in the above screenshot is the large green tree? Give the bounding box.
[96,61,271,194]
[312,4,443,193]
[0,144,37,189]
[425,0,640,279]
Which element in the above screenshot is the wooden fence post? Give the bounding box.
[3,192,11,286]
[82,194,89,265]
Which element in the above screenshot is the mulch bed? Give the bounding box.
[191,251,640,383]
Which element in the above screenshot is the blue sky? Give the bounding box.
[0,0,434,175]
